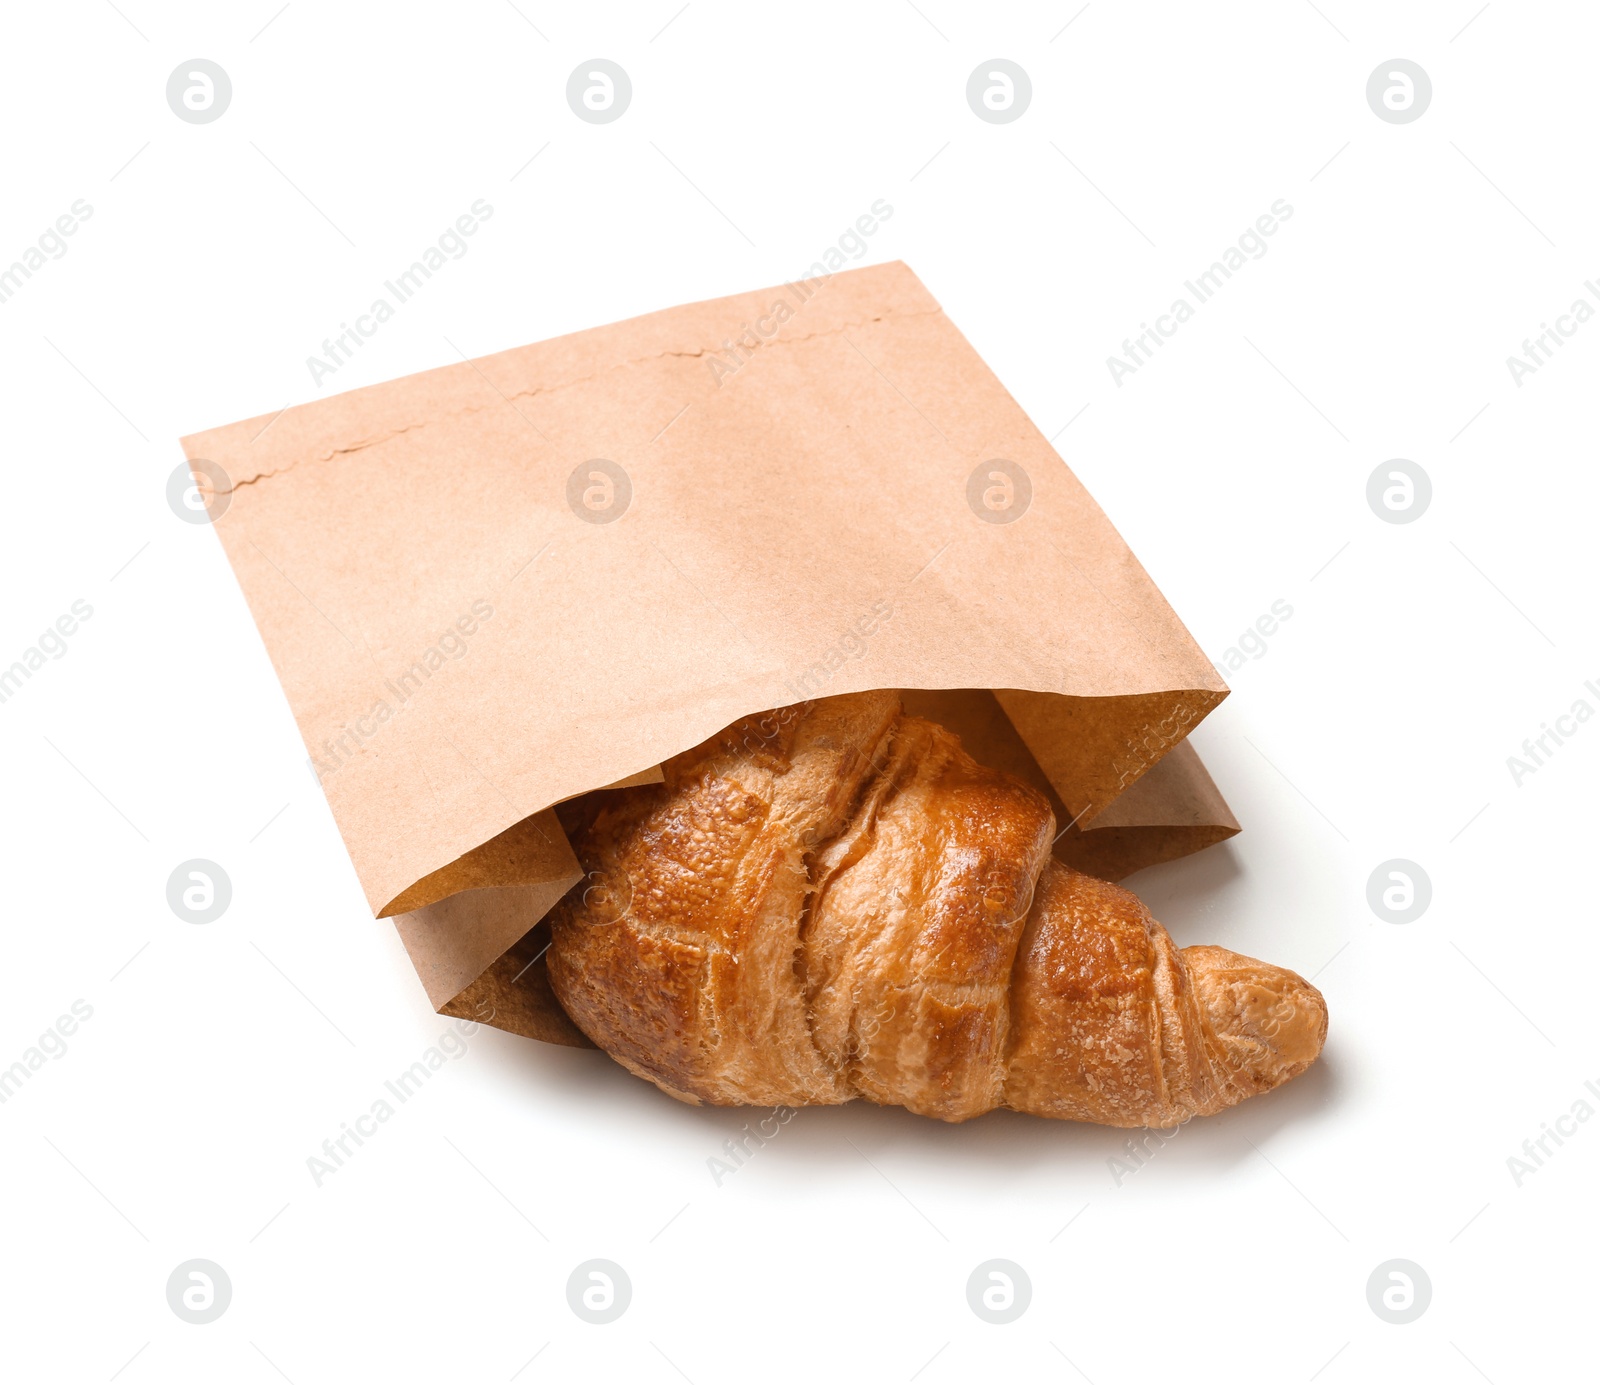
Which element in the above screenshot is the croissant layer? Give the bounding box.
[547,692,1327,1127]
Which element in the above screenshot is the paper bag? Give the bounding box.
[181,261,1235,1047]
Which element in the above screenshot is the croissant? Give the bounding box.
[547,691,1326,1127]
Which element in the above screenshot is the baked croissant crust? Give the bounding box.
[547,691,1327,1127]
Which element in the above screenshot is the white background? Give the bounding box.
[2,2,1596,1381]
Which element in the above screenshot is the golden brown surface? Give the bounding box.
[546,692,1327,1127]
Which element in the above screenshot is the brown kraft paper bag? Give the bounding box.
[181,261,1237,1049]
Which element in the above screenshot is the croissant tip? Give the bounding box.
[1182,945,1329,1099]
